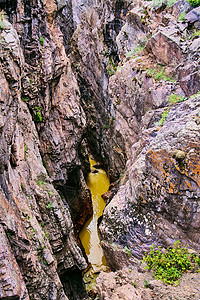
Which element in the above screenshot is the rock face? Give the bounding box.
[0,0,129,298]
[100,95,200,263]
[96,267,200,300]
[99,0,200,274]
[70,1,128,181]
[1,0,200,299]
[0,14,88,299]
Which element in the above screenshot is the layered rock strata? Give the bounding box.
[99,0,200,271]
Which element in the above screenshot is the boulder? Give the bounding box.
[185,7,200,24]
[145,30,183,65]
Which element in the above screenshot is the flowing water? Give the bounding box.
[79,158,110,271]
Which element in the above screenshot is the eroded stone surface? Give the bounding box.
[100,96,200,267]
[0,6,87,300]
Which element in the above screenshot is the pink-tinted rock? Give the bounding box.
[145,31,183,65]
[0,224,29,300]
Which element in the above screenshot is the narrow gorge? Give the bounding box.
[0,0,200,299]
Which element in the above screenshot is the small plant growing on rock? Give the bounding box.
[132,282,137,287]
[144,280,149,288]
[21,183,25,191]
[189,91,200,98]
[151,0,176,8]
[40,37,44,46]
[166,0,177,8]
[46,201,53,210]
[191,30,200,40]
[143,241,200,285]
[124,246,132,257]
[0,10,7,29]
[169,94,187,104]
[34,107,43,122]
[178,12,186,22]
[158,108,171,126]
[22,97,28,103]
[147,67,175,82]
[172,150,187,161]
[103,124,109,130]
[187,0,200,7]
[36,179,44,186]
[24,145,28,154]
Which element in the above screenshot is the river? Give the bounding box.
[79,157,110,271]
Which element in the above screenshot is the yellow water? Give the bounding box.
[79,158,110,271]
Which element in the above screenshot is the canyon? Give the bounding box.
[0,0,200,299]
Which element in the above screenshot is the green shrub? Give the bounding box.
[107,66,115,76]
[187,0,200,6]
[125,41,146,58]
[147,67,175,82]
[144,280,149,288]
[36,111,42,122]
[151,0,165,7]
[34,107,43,122]
[169,94,187,104]
[178,12,186,21]
[124,246,132,257]
[22,97,28,103]
[40,37,44,46]
[24,145,28,154]
[36,180,44,186]
[143,241,200,285]
[191,30,200,39]
[159,108,171,126]
[103,124,109,130]
[46,201,53,209]
[189,91,200,98]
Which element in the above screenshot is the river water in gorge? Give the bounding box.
[79,158,110,271]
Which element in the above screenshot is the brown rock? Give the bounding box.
[145,31,183,65]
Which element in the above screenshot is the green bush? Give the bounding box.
[22,97,28,103]
[24,145,28,154]
[124,246,132,257]
[189,91,200,98]
[187,0,200,6]
[147,67,175,82]
[35,107,43,122]
[178,12,186,21]
[46,201,53,210]
[143,241,200,285]
[191,30,200,40]
[169,94,187,104]
[157,108,171,126]
[40,37,44,46]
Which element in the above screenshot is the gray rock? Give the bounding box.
[185,7,200,24]
[100,96,200,263]
[190,37,200,51]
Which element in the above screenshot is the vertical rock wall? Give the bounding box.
[0,0,130,298]
[0,13,89,299]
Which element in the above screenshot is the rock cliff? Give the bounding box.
[0,9,87,300]
[99,0,200,276]
[0,0,127,298]
[0,0,200,299]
